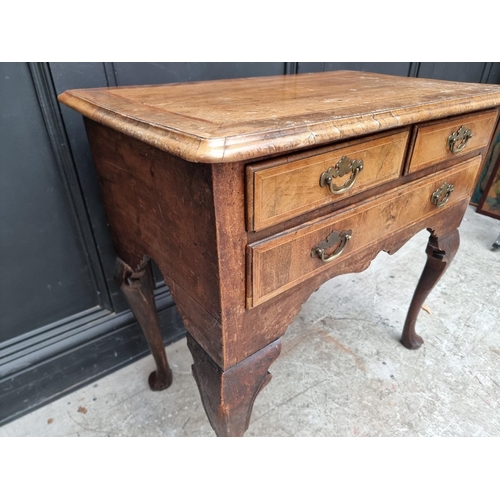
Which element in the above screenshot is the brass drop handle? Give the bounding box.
[312,229,352,263]
[447,125,473,154]
[320,156,364,194]
[431,182,454,208]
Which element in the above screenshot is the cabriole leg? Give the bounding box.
[401,229,460,349]
[115,257,173,390]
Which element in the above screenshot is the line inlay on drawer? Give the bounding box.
[247,130,409,231]
[249,155,482,307]
[407,109,498,173]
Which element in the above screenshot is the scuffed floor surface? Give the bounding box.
[1,206,499,437]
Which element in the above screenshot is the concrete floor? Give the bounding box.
[1,206,499,437]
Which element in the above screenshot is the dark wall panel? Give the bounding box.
[297,62,500,83]
[50,62,129,311]
[113,62,286,86]
[0,63,98,341]
[485,63,500,84]
[298,62,412,76]
[417,62,487,83]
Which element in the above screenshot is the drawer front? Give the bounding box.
[247,130,409,231]
[249,155,482,307]
[407,109,498,173]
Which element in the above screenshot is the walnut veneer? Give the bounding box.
[59,71,500,436]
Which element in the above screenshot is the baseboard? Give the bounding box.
[0,300,186,426]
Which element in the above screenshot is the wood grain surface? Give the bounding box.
[407,109,499,172]
[249,155,482,306]
[58,71,500,163]
[62,70,500,436]
[248,130,409,230]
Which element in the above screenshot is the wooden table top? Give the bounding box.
[58,71,500,163]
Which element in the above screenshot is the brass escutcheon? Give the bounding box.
[312,229,353,263]
[431,182,454,208]
[447,125,473,154]
[320,156,364,194]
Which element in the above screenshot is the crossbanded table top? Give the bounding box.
[59,71,500,163]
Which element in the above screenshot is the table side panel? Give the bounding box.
[84,119,224,324]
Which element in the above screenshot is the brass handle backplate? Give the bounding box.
[431,182,454,208]
[312,229,352,263]
[320,156,364,194]
[447,126,472,154]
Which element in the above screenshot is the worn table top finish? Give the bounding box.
[59,71,500,436]
[58,71,500,163]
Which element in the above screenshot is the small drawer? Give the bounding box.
[247,130,409,231]
[407,109,498,173]
[248,155,482,307]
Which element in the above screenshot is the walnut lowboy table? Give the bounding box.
[59,71,500,436]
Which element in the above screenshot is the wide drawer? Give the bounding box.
[407,109,498,173]
[247,130,409,231]
[249,155,482,307]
